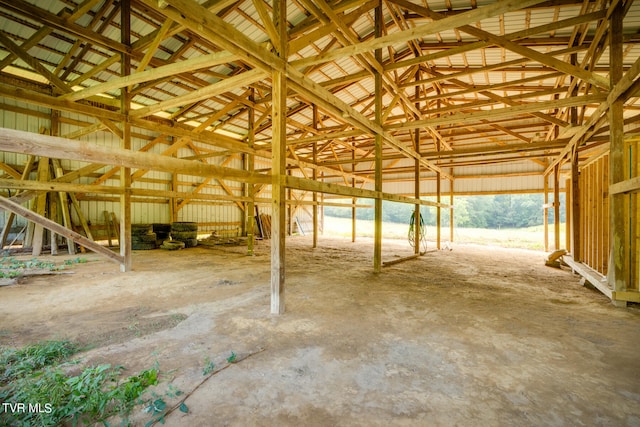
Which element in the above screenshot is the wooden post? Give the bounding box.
[569,52,580,261]
[247,89,255,255]
[49,188,58,255]
[565,178,571,253]
[450,174,454,243]
[31,156,50,256]
[120,0,132,272]
[51,159,76,255]
[544,172,549,252]
[436,151,441,250]
[170,165,177,222]
[352,148,356,243]
[271,0,287,314]
[373,1,383,273]
[288,171,293,236]
[571,150,581,260]
[320,174,324,235]
[104,211,114,247]
[554,164,560,250]
[632,141,639,291]
[609,2,629,305]
[414,81,420,254]
[49,111,61,255]
[312,105,318,249]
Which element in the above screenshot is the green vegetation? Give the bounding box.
[202,356,215,376]
[0,340,180,427]
[0,256,88,279]
[0,340,78,384]
[323,216,566,250]
[323,194,566,229]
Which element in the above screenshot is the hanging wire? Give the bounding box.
[408,211,428,253]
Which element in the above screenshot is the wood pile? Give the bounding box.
[198,231,248,247]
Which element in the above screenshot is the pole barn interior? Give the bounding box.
[0,0,639,424]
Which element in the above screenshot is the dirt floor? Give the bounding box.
[1,236,639,426]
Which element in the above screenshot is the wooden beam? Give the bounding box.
[271,0,286,315]
[0,0,129,54]
[0,128,271,185]
[0,155,34,248]
[291,0,549,68]
[312,105,319,249]
[147,0,447,178]
[62,51,237,101]
[389,0,609,89]
[121,0,132,272]
[571,147,580,261]
[0,195,123,264]
[247,89,256,255]
[136,18,173,73]
[0,31,72,94]
[383,253,422,267]
[31,157,49,256]
[285,176,449,208]
[609,176,640,195]
[546,54,640,176]
[130,69,266,119]
[51,159,76,255]
[0,25,52,71]
[554,164,561,250]
[609,1,629,303]
[563,256,612,300]
[387,94,605,131]
[373,1,383,274]
[0,83,125,122]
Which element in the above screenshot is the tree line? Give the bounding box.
[323,194,566,229]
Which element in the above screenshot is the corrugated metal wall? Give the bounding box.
[0,98,51,231]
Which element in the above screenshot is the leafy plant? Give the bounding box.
[141,384,188,426]
[0,341,160,427]
[202,357,215,376]
[0,340,78,385]
[0,256,88,278]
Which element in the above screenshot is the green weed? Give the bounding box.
[0,340,163,427]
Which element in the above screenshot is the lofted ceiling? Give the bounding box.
[1,0,640,191]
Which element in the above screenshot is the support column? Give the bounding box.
[571,148,580,260]
[436,101,441,250]
[246,89,255,255]
[120,0,132,272]
[554,164,561,250]
[413,134,420,253]
[352,148,356,243]
[413,82,420,254]
[570,52,580,261]
[170,169,177,223]
[373,1,383,273]
[51,111,75,255]
[271,0,287,314]
[450,174,454,243]
[544,172,549,252]
[609,2,629,305]
[31,156,49,256]
[312,105,318,249]
[49,111,60,255]
[287,170,292,236]
[436,156,441,250]
[565,178,572,254]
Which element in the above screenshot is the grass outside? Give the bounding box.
[323,216,567,251]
